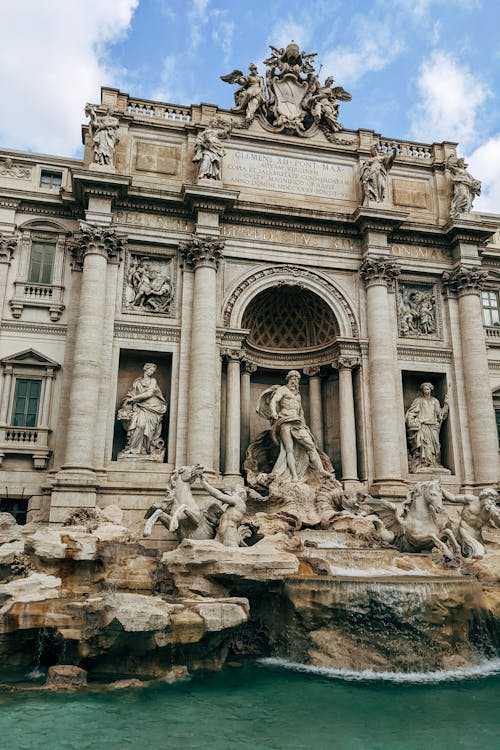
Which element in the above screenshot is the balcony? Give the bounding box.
[10,281,64,321]
[0,425,51,469]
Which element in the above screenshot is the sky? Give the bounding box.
[1,0,500,212]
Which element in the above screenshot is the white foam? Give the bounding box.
[327,564,435,577]
[260,657,500,683]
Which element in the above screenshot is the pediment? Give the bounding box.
[1,348,60,368]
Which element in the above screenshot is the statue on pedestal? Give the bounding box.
[193,118,232,181]
[405,382,449,473]
[446,155,481,217]
[118,363,167,461]
[360,144,397,204]
[85,104,120,168]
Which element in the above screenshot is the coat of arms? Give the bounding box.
[221,41,351,138]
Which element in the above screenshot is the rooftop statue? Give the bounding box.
[360,144,397,204]
[446,155,481,217]
[193,117,232,181]
[221,40,351,137]
[85,103,120,168]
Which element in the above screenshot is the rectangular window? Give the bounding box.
[482,290,500,327]
[28,242,55,284]
[12,379,42,427]
[0,498,28,525]
[40,171,62,189]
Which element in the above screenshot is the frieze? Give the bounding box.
[0,158,32,180]
[389,243,450,262]
[0,321,67,336]
[221,223,359,251]
[397,345,452,363]
[115,210,193,233]
[114,322,181,342]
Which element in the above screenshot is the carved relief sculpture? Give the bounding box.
[405,382,449,473]
[221,40,351,137]
[193,118,232,181]
[118,363,167,461]
[0,158,31,179]
[360,144,397,204]
[85,103,120,168]
[398,283,437,337]
[446,155,481,217]
[125,255,174,314]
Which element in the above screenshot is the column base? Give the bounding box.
[341,478,362,491]
[223,473,244,486]
[369,479,408,501]
[48,467,99,524]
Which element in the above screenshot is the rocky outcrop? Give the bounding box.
[45,665,87,692]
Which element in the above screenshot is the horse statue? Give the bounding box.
[143,464,223,541]
[365,480,461,558]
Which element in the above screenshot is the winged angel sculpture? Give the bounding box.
[221,41,351,137]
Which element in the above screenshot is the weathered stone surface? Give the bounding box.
[0,573,61,607]
[0,513,22,545]
[0,540,24,565]
[45,665,87,692]
[161,538,299,580]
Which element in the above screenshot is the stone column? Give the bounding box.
[240,360,256,464]
[223,349,243,479]
[0,365,13,424]
[332,356,360,485]
[179,236,224,472]
[63,224,125,468]
[360,257,403,492]
[39,367,54,428]
[443,266,499,485]
[304,366,324,448]
[0,234,16,317]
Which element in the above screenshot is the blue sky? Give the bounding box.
[2,0,500,211]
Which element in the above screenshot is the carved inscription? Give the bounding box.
[221,223,359,250]
[389,243,449,261]
[223,149,355,200]
[115,211,193,232]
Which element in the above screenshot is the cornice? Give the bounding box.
[397,345,453,362]
[114,322,181,342]
[0,321,67,336]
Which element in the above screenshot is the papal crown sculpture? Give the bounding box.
[221,40,352,139]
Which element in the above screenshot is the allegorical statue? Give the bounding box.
[446,155,481,217]
[360,144,397,204]
[220,64,266,125]
[257,370,330,483]
[442,486,500,558]
[193,118,232,181]
[305,74,352,132]
[118,363,167,461]
[405,382,449,473]
[85,104,120,168]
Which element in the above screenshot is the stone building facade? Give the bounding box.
[0,60,498,533]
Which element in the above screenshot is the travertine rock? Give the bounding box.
[0,513,22,544]
[0,540,24,565]
[45,665,87,692]
[0,573,61,609]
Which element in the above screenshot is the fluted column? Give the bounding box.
[64,223,125,468]
[0,234,16,318]
[332,356,360,484]
[304,366,324,448]
[360,257,403,488]
[443,266,499,485]
[180,236,224,472]
[223,349,243,478]
[241,360,256,464]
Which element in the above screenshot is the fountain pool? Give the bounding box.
[0,660,498,750]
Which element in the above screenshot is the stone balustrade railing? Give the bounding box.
[0,425,51,468]
[380,139,434,161]
[126,98,192,123]
[485,326,500,342]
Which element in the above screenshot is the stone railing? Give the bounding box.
[379,139,434,161]
[0,425,51,468]
[485,326,500,343]
[10,281,64,321]
[126,98,192,124]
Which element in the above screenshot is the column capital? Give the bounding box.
[221,348,244,362]
[72,222,126,265]
[303,365,321,377]
[0,233,16,264]
[179,234,225,270]
[442,265,488,297]
[359,256,400,290]
[242,359,257,374]
[332,356,361,371]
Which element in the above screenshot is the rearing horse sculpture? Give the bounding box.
[366,480,461,558]
[143,464,223,541]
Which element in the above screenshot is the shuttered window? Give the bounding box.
[12,379,42,427]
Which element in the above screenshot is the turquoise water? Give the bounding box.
[0,660,499,750]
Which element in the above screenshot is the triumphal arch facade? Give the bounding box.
[0,42,498,535]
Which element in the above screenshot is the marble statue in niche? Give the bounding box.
[125,255,174,314]
[85,103,120,168]
[193,118,232,180]
[117,363,167,461]
[446,155,481,217]
[398,284,437,337]
[360,144,397,204]
[405,382,449,473]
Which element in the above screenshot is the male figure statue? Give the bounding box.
[442,486,500,558]
[257,370,328,483]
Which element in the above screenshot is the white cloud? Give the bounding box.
[269,19,313,50]
[467,135,500,214]
[409,50,489,148]
[322,18,405,85]
[0,1,138,157]
[151,55,179,103]
[188,0,211,53]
